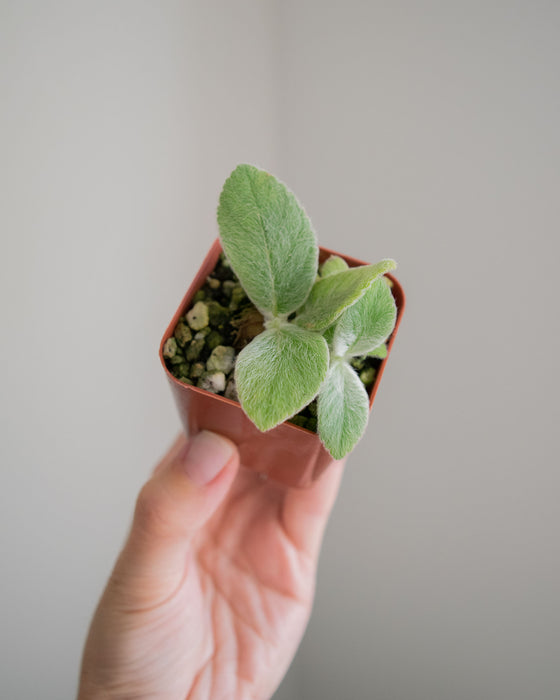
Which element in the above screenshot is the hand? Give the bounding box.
[78,431,344,699]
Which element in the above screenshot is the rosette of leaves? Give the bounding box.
[217,164,397,459]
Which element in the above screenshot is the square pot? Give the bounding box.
[159,239,405,489]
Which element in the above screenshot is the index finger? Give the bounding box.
[280,460,345,560]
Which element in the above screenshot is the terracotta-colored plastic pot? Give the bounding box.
[160,239,405,489]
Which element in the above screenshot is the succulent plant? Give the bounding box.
[214,164,397,459]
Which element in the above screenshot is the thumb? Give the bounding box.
[114,431,239,601]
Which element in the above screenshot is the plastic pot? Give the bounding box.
[159,239,405,488]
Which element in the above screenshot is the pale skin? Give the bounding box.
[78,430,344,699]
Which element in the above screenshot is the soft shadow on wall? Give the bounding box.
[273,1,560,699]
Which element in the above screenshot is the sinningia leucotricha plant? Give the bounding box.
[217,164,397,459]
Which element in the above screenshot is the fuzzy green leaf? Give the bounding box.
[322,323,336,347]
[320,255,349,277]
[295,259,396,332]
[235,324,328,431]
[318,361,370,459]
[217,164,318,316]
[332,277,397,358]
[367,343,388,360]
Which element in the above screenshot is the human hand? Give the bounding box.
[78,431,344,699]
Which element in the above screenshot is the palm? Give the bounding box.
[87,462,343,700]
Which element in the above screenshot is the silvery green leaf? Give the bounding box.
[322,323,336,347]
[295,259,396,332]
[318,361,370,459]
[235,324,328,431]
[217,164,318,316]
[320,255,348,277]
[367,343,388,360]
[332,277,397,358]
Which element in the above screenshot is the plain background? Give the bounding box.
[1,1,559,698]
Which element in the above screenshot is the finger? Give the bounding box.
[114,430,239,603]
[281,459,345,560]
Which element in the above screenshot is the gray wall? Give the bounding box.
[1,2,559,699]
[274,2,560,699]
[0,2,280,698]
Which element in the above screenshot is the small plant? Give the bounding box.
[213,164,397,459]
